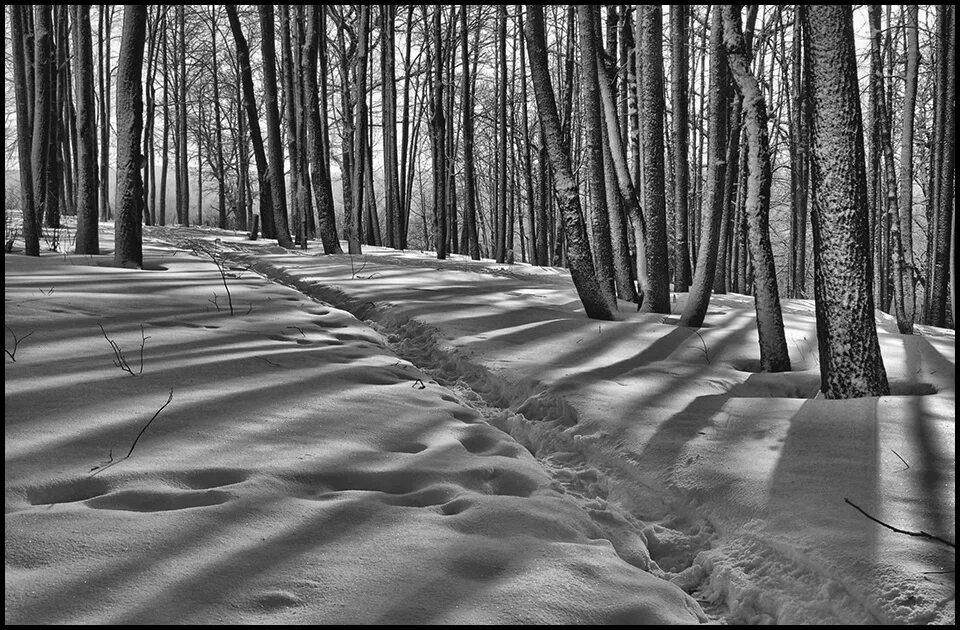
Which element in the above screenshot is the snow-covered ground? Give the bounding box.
[5,224,955,624]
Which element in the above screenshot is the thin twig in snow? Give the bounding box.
[844,498,955,548]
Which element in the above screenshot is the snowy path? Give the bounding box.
[172,229,953,626]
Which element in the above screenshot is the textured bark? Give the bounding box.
[225,5,275,239]
[460,6,480,260]
[788,8,808,298]
[382,5,402,250]
[680,7,728,328]
[803,5,890,398]
[72,5,99,254]
[597,35,651,310]
[518,10,538,267]
[280,5,302,244]
[99,5,113,221]
[429,6,447,259]
[304,6,342,253]
[636,6,671,313]
[11,6,39,255]
[178,5,189,226]
[114,5,147,269]
[671,5,692,291]
[31,6,56,237]
[209,7,227,230]
[929,6,955,327]
[524,5,616,321]
[495,6,508,263]
[579,5,618,311]
[258,5,293,248]
[723,5,791,372]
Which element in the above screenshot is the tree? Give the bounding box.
[636,5,671,313]
[671,5,692,291]
[524,5,616,321]
[802,5,889,398]
[114,5,147,269]
[722,5,790,372]
[680,7,728,328]
[495,6,508,263]
[72,4,100,254]
[428,5,447,259]
[10,6,39,255]
[225,4,276,239]
[382,5,402,250]
[258,4,293,248]
[460,6,480,260]
[579,5,618,312]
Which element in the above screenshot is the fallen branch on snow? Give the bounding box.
[844,497,955,548]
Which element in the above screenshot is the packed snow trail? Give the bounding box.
[147,228,955,625]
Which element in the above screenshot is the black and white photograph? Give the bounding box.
[4,4,955,625]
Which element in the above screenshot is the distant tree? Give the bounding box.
[802,5,889,398]
[114,5,147,269]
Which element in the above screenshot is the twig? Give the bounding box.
[891,449,910,471]
[844,498,955,548]
[256,356,286,368]
[38,286,55,296]
[91,388,174,476]
[4,326,35,362]
[208,293,221,312]
[285,326,306,337]
[691,330,711,364]
[98,323,139,376]
[412,378,426,389]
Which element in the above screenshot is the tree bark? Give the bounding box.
[524,5,616,321]
[72,4,100,254]
[803,5,890,398]
[225,5,276,239]
[722,5,791,372]
[579,5,618,311]
[929,6,955,327]
[32,6,57,237]
[460,6,480,260]
[680,7,728,328]
[258,5,293,248]
[636,5,671,313]
[671,5,692,291]
[114,5,147,269]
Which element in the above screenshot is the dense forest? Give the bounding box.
[4,5,957,396]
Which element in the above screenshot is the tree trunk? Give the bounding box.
[671,5,692,291]
[803,5,890,398]
[789,7,808,299]
[279,5,304,245]
[929,6,955,327]
[225,5,276,239]
[723,5,791,372]
[178,5,189,227]
[428,5,447,259]
[32,6,57,236]
[381,5,402,250]
[12,6,39,255]
[114,5,147,269]
[304,6,341,253]
[495,6,508,263]
[680,7,728,328]
[209,7,227,230]
[258,5,293,248]
[72,4,99,254]
[460,6,480,260]
[524,5,616,321]
[579,5,618,311]
[636,5,671,313]
[99,5,113,222]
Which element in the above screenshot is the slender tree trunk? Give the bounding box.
[929,6,955,327]
[671,5,692,291]
[803,4,889,398]
[208,7,227,230]
[226,4,276,238]
[723,5,790,372]
[579,5,618,310]
[304,6,341,253]
[12,6,39,255]
[114,5,147,269]
[258,5,293,247]
[680,7,728,328]
[381,5,401,250]
[345,6,369,254]
[428,5,447,259]
[460,6,480,260]
[32,6,56,235]
[525,5,616,321]
[99,5,113,222]
[789,7,809,298]
[494,6,508,263]
[73,4,100,254]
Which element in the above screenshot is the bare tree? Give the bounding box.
[73,4,100,254]
[803,5,889,398]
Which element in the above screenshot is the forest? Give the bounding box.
[4,5,956,626]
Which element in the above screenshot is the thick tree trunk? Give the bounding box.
[636,6,671,313]
[99,5,113,222]
[803,5,889,398]
[72,4,99,254]
[11,7,39,255]
[579,5,618,311]
[723,5,791,372]
[524,5,616,321]
[32,6,57,236]
[178,5,189,226]
[258,5,293,248]
[114,5,147,269]
[929,6,955,327]
[429,6,447,259]
[381,5,402,250]
[680,7,728,328]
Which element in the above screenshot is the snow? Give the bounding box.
[5,224,954,624]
